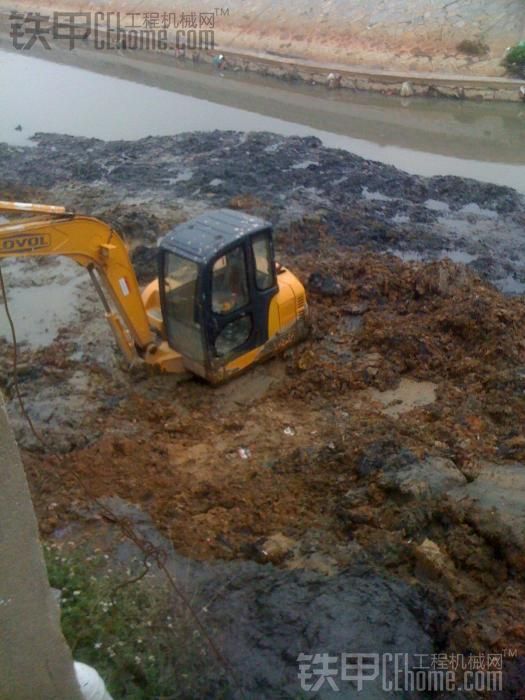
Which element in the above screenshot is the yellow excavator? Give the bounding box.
[0,201,308,383]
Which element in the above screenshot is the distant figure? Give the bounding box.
[520,85,525,102]
[14,125,22,131]
[400,81,414,98]
[327,72,342,89]
[116,34,127,52]
[213,53,225,70]
[176,36,186,59]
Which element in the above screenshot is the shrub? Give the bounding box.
[456,38,490,56]
[504,43,525,78]
[45,544,232,700]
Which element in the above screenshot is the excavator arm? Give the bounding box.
[0,201,157,364]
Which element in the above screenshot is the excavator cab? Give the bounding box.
[0,201,307,383]
[152,209,308,382]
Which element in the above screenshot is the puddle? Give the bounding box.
[459,203,498,219]
[389,249,478,264]
[391,213,410,224]
[388,250,525,296]
[0,258,85,346]
[442,250,478,264]
[367,378,437,418]
[362,187,393,201]
[291,160,319,170]
[165,170,194,185]
[424,199,450,213]
[495,275,525,295]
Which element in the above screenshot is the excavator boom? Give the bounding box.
[0,202,163,365]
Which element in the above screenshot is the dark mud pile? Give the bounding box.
[1,131,524,290]
[73,498,440,699]
[2,132,525,697]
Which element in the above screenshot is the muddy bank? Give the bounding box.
[1,131,525,291]
[2,131,525,696]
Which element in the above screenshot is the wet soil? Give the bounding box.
[2,131,525,697]
[2,131,524,289]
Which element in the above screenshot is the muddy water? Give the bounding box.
[0,258,85,346]
[0,216,82,347]
[1,47,524,192]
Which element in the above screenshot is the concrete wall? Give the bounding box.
[0,395,83,700]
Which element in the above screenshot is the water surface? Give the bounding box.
[1,47,524,191]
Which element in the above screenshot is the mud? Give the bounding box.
[2,131,524,289]
[64,498,440,699]
[2,131,525,696]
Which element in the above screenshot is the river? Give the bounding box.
[0,45,524,192]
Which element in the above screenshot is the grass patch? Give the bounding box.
[45,543,232,700]
[504,43,525,78]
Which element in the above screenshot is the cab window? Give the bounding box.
[215,315,253,357]
[212,246,249,314]
[252,233,274,290]
[164,253,199,325]
[163,252,205,363]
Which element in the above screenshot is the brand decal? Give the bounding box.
[0,234,50,252]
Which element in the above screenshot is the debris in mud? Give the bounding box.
[255,532,296,564]
[376,451,467,498]
[131,244,158,284]
[414,538,457,584]
[100,205,165,244]
[307,271,344,297]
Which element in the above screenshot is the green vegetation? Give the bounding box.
[45,544,231,700]
[504,43,525,77]
[456,38,489,56]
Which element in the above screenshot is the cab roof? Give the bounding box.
[160,209,272,263]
